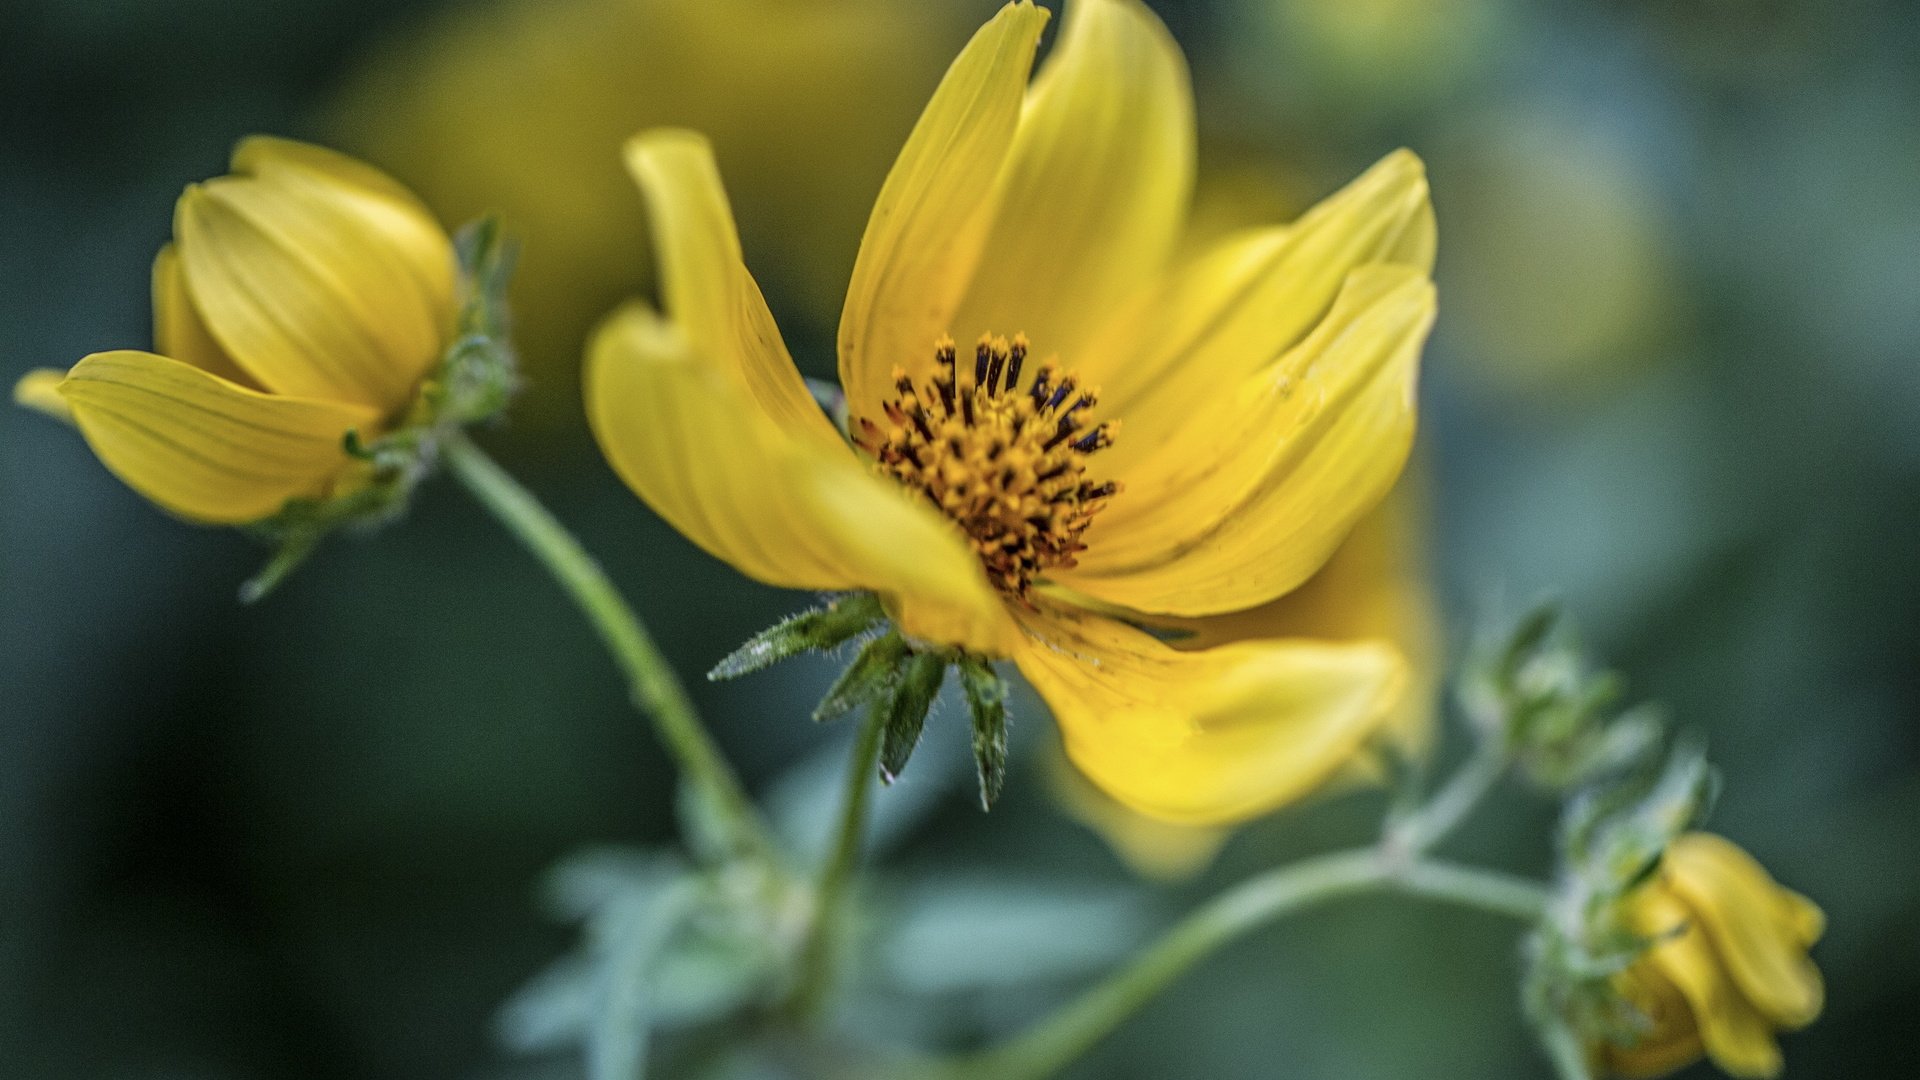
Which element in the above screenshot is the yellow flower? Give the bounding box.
[1601,833,1825,1079]
[14,138,457,525]
[586,0,1437,824]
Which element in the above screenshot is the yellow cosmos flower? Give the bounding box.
[14,138,458,525]
[1601,834,1825,1079]
[586,0,1438,823]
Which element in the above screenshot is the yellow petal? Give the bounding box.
[586,303,1016,654]
[1143,492,1439,753]
[1061,265,1435,616]
[1602,962,1706,1078]
[950,0,1193,360]
[1047,748,1230,879]
[1634,890,1788,1079]
[623,129,842,452]
[231,136,458,326]
[233,135,438,211]
[151,244,255,387]
[14,369,74,424]
[1011,604,1404,825]
[175,146,455,413]
[51,350,378,524]
[1082,148,1434,446]
[1664,834,1825,1028]
[838,1,1049,416]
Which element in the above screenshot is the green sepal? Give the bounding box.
[239,456,418,603]
[238,530,322,605]
[958,656,1009,809]
[814,632,911,723]
[708,593,886,680]
[878,652,947,784]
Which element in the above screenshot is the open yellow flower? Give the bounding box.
[14,138,456,524]
[1602,834,1825,1079]
[587,0,1437,824]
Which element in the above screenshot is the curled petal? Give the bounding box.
[175,140,455,412]
[1664,834,1825,1028]
[1141,495,1439,755]
[951,0,1193,359]
[623,128,842,452]
[587,304,1015,654]
[48,350,377,524]
[1063,265,1435,616]
[1011,604,1405,825]
[838,1,1049,415]
[1083,148,1435,438]
[1633,890,1788,1079]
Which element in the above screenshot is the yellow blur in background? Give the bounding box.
[330,0,995,430]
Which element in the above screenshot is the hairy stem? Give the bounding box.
[442,432,773,862]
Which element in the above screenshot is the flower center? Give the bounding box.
[853,334,1120,600]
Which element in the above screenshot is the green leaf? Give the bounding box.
[813,632,910,722]
[878,876,1152,992]
[708,593,886,680]
[590,879,701,1080]
[958,657,1009,809]
[1501,597,1563,679]
[879,653,947,784]
[541,848,685,922]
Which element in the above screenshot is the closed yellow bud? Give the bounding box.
[16,137,457,525]
[1600,833,1825,1079]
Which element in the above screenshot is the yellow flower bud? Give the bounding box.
[1600,833,1825,1079]
[16,137,457,525]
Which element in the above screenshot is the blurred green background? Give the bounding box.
[2,0,1916,1077]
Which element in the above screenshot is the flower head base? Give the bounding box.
[855,334,1119,599]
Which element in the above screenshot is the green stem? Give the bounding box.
[786,701,890,1020]
[1396,859,1554,922]
[1390,741,1509,855]
[1538,1015,1597,1080]
[926,851,1550,1080]
[442,431,773,862]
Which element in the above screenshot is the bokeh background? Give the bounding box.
[3,0,1916,1076]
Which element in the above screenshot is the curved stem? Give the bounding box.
[786,702,889,1020]
[442,432,774,863]
[930,851,1551,1080]
[1396,859,1553,922]
[1390,741,1509,855]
